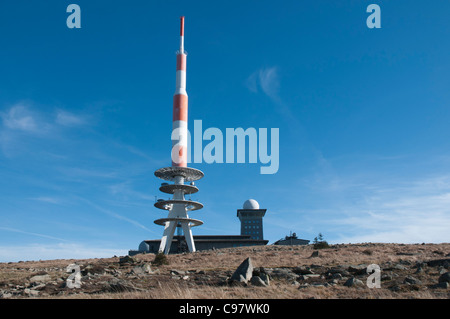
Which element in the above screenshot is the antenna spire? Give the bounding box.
[179,16,185,53]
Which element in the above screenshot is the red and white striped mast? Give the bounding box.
[154,17,204,254]
[171,16,188,167]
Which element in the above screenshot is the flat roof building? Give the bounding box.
[273,232,310,246]
[129,199,269,255]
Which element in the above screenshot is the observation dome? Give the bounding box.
[243,199,259,210]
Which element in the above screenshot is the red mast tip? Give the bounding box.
[180,16,185,36]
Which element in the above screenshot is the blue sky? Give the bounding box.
[1,0,449,262]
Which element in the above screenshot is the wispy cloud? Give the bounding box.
[55,109,87,127]
[28,196,62,205]
[245,66,300,130]
[1,103,87,134]
[1,104,45,134]
[245,66,280,100]
[0,103,90,157]
[321,174,450,244]
[0,226,69,242]
[258,67,280,100]
[77,197,156,234]
[109,181,156,201]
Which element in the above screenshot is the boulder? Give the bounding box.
[329,273,343,280]
[343,277,365,287]
[132,264,153,275]
[431,282,449,289]
[230,258,253,283]
[29,274,51,283]
[23,288,39,297]
[170,269,186,276]
[438,272,450,283]
[393,263,408,270]
[348,264,368,275]
[404,276,421,285]
[270,268,297,280]
[293,266,314,275]
[119,256,136,264]
[327,267,351,277]
[381,274,393,281]
[250,276,268,287]
[426,259,450,268]
[259,272,270,286]
[300,274,321,280]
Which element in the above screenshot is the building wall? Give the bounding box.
[129,236,268,255]
[129,205,270,255]
[273,238,310,246]
[237,209,266,241]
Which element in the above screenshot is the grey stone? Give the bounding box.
[30,283,46,290]
[270,268,297,280]
[29,274,51,283]
[343,277,365,287]
[298,284,310,289]
[381,274,393,281]
[426,258,450,268]
[348,264,368,275]
[328,267,351,277]
[438,272,450,283]
[23,288,39,297]
[394,264,408,270]
[329,273,343,280]
[0,291,13,298]
[131,264,152,275]
[404,276,421,285]
[230,257,253,283]
[302,274,321,280]
[170,269,186,276]
[250,276,268,287]
[310,251,319,257]
[293,266,314,275]
[119,256,136,264]
[259,272,270,286]
[431,282,449,289]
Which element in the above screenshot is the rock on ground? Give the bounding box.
[230,257,253,284]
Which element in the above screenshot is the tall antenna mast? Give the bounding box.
[153,16,205,255]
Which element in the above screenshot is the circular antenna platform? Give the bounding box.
[154,199,203,211]
[159,183,199,195]
[155,167,204,182]
[154,217,203,227]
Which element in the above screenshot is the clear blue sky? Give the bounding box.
[1,0,449,262]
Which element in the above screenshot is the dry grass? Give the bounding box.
[1,243,449,299]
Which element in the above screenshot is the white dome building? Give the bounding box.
[243,199,260,210]
[237,199,266,240]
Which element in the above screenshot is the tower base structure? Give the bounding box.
[154,166,204,254]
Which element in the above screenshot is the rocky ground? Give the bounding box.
[0,243,449,299]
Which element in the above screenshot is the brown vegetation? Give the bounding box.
[0,243,449,299]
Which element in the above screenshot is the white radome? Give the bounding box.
[243,199,259,210]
